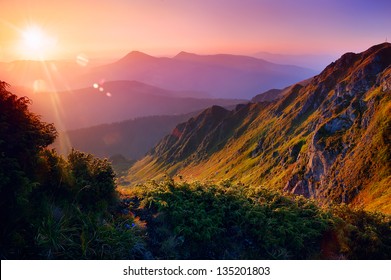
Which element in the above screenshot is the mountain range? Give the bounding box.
[13,80,245,130]
[2,51,316,100]
[125,43,391,214]
[75,51,315,99]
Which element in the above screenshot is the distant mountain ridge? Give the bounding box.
[16,80,245,130]
[126,43,391,214]
[1,51,315,100]
[73,51,316,99]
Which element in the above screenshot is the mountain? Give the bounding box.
[54,112,197,160]
[14,80,245,130]
[126,43,391,214]
[73,51,316,99]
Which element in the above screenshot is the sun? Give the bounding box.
[22,26,46,50]
[19,25,57,60]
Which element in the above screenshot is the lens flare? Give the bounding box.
[76,53,89,67]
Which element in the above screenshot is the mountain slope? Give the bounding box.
[74,52,316,99]
[126,43,391,214]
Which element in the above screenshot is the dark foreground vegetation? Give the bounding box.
[1,81,141,259]
[1,81,390,259]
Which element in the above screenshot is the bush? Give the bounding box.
[131,179,331,259]
[35,205,144,259]
[330,205,391,259]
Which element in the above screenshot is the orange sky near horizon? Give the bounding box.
[1,0,390,62]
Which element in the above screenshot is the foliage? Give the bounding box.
[123,179,391,260]
[330,205,391,259]
[130,179,332,259]
[35,205,144,259]
[67,149,117,211]
[1,81,57,258]
[26,149,142,259]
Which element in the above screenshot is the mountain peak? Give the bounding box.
[173,51,198,60]
[117,51,154,63]
[316,42,391,91]
[204,105,230,117]
[363,42,391,54]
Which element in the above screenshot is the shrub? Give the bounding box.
[131,179,331,259]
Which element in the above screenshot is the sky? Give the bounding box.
[1,0,390,62]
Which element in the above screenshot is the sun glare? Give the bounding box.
[19,25,57,60]
[23,26,46,49]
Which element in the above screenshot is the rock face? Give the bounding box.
[283,43,391,203]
